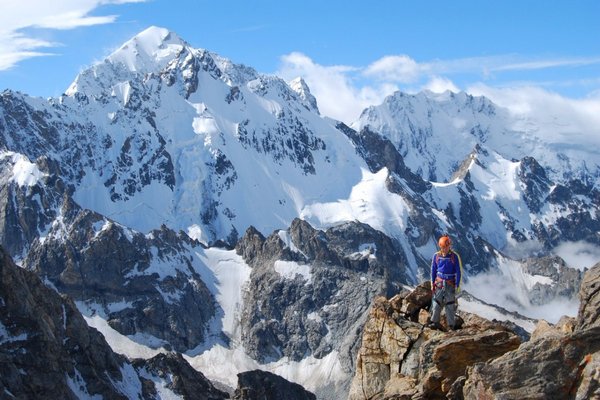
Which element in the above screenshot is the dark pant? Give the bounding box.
[430,278,456,327]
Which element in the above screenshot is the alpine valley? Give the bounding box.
[1,27,599,399]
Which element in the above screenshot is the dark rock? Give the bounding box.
[518,156,552,213]
[132,352,229,399]
[0,246,134,398]
[336,123,430,194]
[1,244,228,399]
[233,370,315,400]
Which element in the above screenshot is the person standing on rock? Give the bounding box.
[428,234,463,330]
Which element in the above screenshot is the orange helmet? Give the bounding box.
[438,235,451,248]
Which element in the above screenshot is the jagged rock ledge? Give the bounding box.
[347,281,522,399]
[348,265,600,399]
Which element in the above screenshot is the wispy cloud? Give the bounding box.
[492,57,600,72]
[362,54,600,83]
[0,0,145,71]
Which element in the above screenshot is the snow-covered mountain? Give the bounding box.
[353,90,599,183]
[62,26,365,243]
[1,26,599,399]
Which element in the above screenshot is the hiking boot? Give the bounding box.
[427,322,442,330]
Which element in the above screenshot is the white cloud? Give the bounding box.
[492,57,600,72]
[0,0,145,71]
[363,55,421,83]
[553,241,600,270]
[467,83,600,146]
[277,52,398,124]
[423,76,459,94]
[277,51,600,132]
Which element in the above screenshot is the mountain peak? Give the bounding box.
[107,26,190,73]
[289,77,319,114]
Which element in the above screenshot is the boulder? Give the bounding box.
[462,327,600,399]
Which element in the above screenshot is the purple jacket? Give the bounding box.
[431,250,463,289]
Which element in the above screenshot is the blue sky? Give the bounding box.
[1,0,599,124]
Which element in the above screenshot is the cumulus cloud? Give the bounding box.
[363,55,421,83]
[0,0,145,71]
[277,52,399,124]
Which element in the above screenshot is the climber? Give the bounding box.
[428,234,463,330]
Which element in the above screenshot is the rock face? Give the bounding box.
[522,255,582,305]
[233,370,316,400]
[23,198,216,353]
[0,245,228,399]
[349,264,600,399]
[347,281,521,399]
[462,327,600,399]
[236,218,411,370]
[576,262,600,332]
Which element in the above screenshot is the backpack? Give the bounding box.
[435,251,456,267]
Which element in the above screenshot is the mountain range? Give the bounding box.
[1,26,598,398]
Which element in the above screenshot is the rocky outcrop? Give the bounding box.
[347,282,521,399]
[233,370,316,400]
[462,326,600,399]
[349,263,600,399]
[461,262,600,399]
[0,245,228,399]
[1,245,132,399]
[0,154,66,258]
